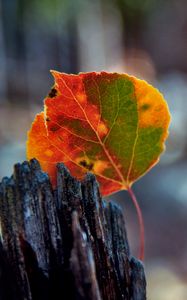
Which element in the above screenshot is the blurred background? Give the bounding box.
[0,0,187,298]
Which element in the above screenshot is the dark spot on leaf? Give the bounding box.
[79,160,94,171]
[50,125,60,132]
[141,103,150,111]
[48,88,57,98]
[46,117,50,122]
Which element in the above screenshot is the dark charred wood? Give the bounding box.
[0,159,146,300]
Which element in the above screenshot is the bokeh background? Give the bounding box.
[0,0,187,298]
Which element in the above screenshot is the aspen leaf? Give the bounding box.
[27,71,171,196]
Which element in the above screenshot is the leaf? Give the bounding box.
[26,71,171,196]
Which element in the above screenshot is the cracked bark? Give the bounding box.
[0,159,146,300]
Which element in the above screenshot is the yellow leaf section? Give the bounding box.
[126,76,171,185]
[133,77,170,134]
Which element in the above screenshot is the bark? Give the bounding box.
[0,159,146,300]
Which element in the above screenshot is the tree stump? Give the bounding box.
[0,159,146,300]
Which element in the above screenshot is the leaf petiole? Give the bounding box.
[127,187,145,261]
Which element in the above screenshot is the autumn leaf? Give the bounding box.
[26,71,171,260]
[27,71,170,196]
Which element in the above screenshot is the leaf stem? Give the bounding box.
[127,186,144,261]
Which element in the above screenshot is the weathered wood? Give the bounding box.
[0,159,146,300]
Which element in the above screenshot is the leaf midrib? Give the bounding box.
[54,76,127,188]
